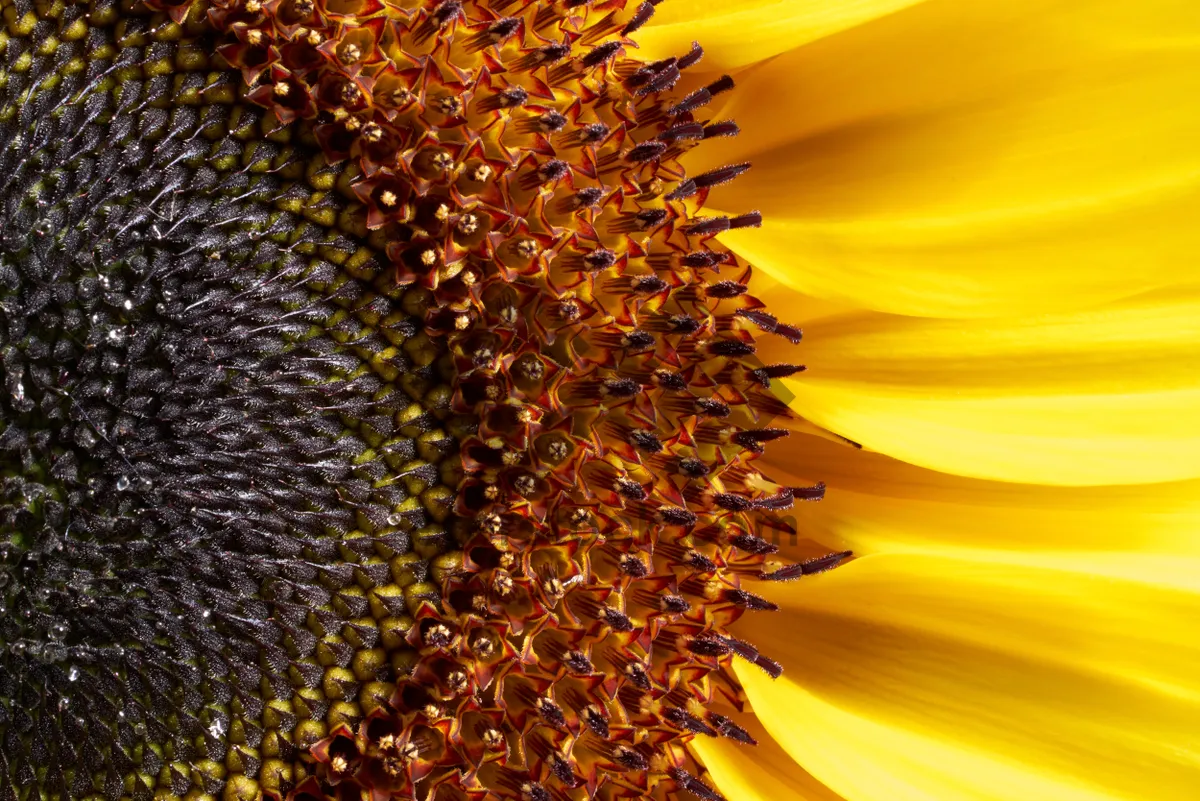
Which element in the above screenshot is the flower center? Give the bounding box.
[0,0,850,799]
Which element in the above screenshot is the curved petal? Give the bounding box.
[757,433,1200,591]
[756,288,1200,485]
[633,0,925,73]
[687,0,1200,317]
[692,711,846,801]
[735,554,1200,801]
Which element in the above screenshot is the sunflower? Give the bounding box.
[0,1,1194,801]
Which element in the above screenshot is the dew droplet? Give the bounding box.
[387,513,404,526]
[67,666,79,682]
[115,476,130,491]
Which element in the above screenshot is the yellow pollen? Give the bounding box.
[378,190,398,207]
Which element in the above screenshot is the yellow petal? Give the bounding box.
[759,288,1200,485]
[759,433,1200,591]
[735,554,1200,801]
[692,711,846,801]
[688,0,1200,317]
[634,0,924,73]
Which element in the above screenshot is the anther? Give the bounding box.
[499,86,529,107]
[678,41,704,70]
[705,280,748,299]
[703,120,740,139]
[660,595,690,614]
[664,707,717,736]
[621,1,656,35]
[626,141,669,164]
[579,122,610,144]
[600,377,640,398]
[618,554,648,578]
[624,661,652,690]
[655,506,697,526]
[621,330,656,350]
[724,588,777,611]
[635,208,668,230]
[488,17,520,42]
[684,211,762,236]
[735,308,803,343]
[704,340,756,357]
[583,249,617,271]
[538,111,568,132]
[710,713,757,745]
[615,478,647,501]
[535,697,567,728]
[534,43,571,64]
[563,650,594,674]
[582,41,622,68]
[581,704,609,737]
[669,768,724,801]
[601,606,634,632]
[660,122,706,142]
[613,745,648,771]
[433,0,462,27]
[667,163,751,200]
[677,457,711,478]
[573,187,605,208]
[760,551,853,581]
[536,159,570,184]
[681,250,729,269]
[520,782,552,801]
[628,430,664,453]
[630,275,668,294]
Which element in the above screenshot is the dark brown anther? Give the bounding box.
[573,186,605,208]
[681,250,729,269]
[684,211,761,236]
[582,41,622,68]
[678,41,704,69]
[666,315,702,335]
[488,16,521,40]
[686,634,731,658]
[710,713,758,745]
[537,110,568,132]
[549,754,581,787]
[729,532,779,556]
[635,208,668,230]
[724,637,785,678]
[641,63,682,94]
[704,280,748,299]
[703,120,741,139]
[660,595,691,614]
[535,697,567,728]
[624,661,652,690]
[615,478,647,501]
[581,704,610,738]
[705,339,756,357]
[532,43,571,65]
[724,588,778,611]
[670,768,725,801]
[630,275,668,294]
[499,86,529,107]
[652,369,688,390]
[618,554,648,578]
[601,377,641,399]
[601,606,634,632]
[579,122,610,143]
[678,457,711,478]
[735,308,803,343]
[628,430,664,453]
[713,492,754,512]
[660,121,706,142]
[535,159,570,184]
[583,248,618,271]
[613,745,649,771]
[731,427,789,451]
[665,179,697,201]
[761,550,853,581]
[690,398,730,418]
[656,506,698,526]
[684,550,717,572]
[621,1,656,35]
[621,330,656,350]
[564,650,594,674]
[750,363,808,387]
[520,781,552,801]
[664,707,718,736]
[626,141,669,164]
[433,0,462,26]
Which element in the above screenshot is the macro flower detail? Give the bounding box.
[0,0,847,800]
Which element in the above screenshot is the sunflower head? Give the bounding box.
[0,0,843,799]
